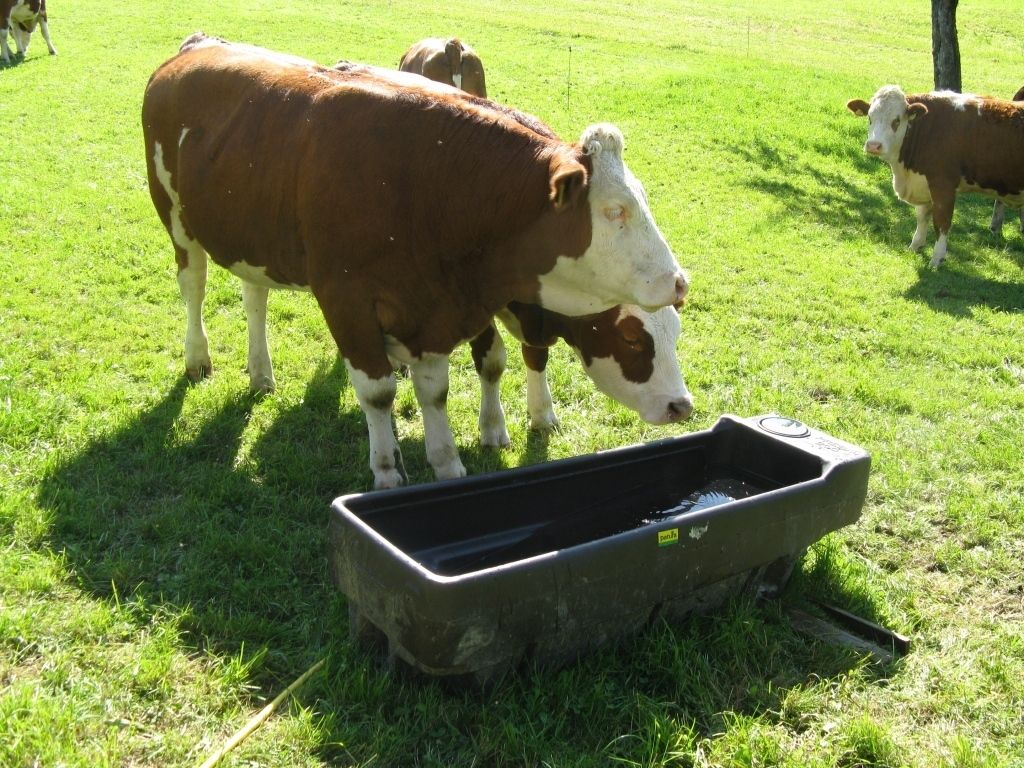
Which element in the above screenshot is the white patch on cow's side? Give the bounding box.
[152,141,197,256]
[576,306,692,425]
[178,127,190,147]
[536,123,687,315]
[226,262,309,291]
[935,90,976,111]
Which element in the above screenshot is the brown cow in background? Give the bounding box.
[399,37,486,97]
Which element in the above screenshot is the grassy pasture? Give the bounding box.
[2,0,1023,765]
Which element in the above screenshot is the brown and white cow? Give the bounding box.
[142,34,688,489]
[847,85,1024,267]
[469,302,692,446]
[989,85,1024,236]
[398,37,693,439]
[1,0,56,65]
[398,37,486,97]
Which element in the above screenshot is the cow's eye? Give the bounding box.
[891,118,900,131]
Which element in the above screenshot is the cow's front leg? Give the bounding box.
[347,363,407,489]
[410,354,467,481]
[241,281,275,393]
[469,323,510,448]
[523,345,559,431]
[1,27,12,64]
[910,204,931,252]
[928,181,956,267]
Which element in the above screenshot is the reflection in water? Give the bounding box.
[642,477,764,523]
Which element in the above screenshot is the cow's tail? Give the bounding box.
[445,38,465,76]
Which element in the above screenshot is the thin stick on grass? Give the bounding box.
[197,657,326,768]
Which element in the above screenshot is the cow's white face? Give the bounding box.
[848,85,926,163]
[537,124,688,315]
[575,305,693,425]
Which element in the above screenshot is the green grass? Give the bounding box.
[2,0,1024,765]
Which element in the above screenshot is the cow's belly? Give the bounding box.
[957,179,1024,208]
[226,262,310,291]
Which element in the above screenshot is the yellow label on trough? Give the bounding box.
[657,528,679,547]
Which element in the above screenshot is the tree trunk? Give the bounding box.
[932,0,962,91]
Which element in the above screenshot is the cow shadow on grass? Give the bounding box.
[39,360,372,666]
[38,359,894,765]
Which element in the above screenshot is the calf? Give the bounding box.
[143,34,688,489]
[1,0,56,64]
[847,85,1024,267]
[990,85,1024,235]
[469,303,692,447]
[399,37,486,97]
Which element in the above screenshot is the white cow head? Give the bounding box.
[572,304,693,425]
[538,124,689,315]
[847,85,927,163]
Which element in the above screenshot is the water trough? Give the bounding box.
[328,414,871,684]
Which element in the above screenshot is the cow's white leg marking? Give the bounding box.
[0,28,11,63]
[910,204,931,252]
[410,355,467,480]
[476,330,510,448]
[929,232,949,268]
[526,368,559,431]
[153,140,212,380]
[38,18,55,55]
[241,281,275,392]
[453,73,463,90]
[347,364,406,489]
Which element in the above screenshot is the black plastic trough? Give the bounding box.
[328,414,870,684]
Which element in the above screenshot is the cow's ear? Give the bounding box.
[908,102,928,121]
[550,162,588,212]
[847,99,870,117]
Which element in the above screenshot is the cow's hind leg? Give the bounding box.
[177,244,213,381]
[410,354,467,481]
[469,323,510,448]
[347,364,407,489]
[241,282,275,393]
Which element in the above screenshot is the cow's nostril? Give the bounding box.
[667,396,694,421]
